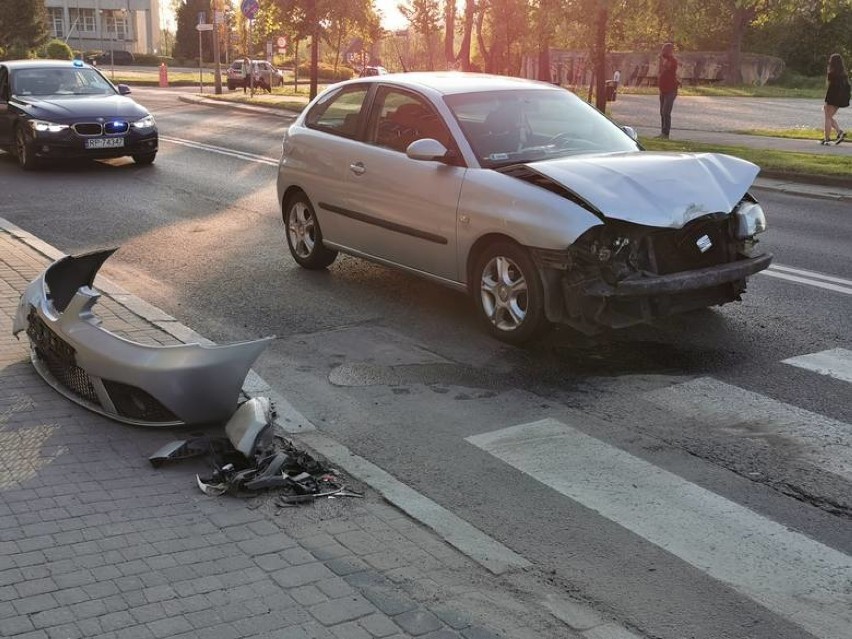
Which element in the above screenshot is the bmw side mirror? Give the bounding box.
[406,138,449,162]
[117,84,131,95]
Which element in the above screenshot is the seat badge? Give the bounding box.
[696,234,713,253]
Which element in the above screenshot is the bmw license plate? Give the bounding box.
[85,138,124,149]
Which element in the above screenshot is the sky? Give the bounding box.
[373,0,408,31]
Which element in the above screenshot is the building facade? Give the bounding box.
[44,0,161,56]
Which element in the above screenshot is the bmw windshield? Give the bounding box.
[444,88,640,168]
[12,67,115,98]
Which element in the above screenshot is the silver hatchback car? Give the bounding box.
[276,73,771,343]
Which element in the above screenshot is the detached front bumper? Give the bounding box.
[13,249,272,427]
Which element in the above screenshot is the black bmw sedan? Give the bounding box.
[0,59,158,170]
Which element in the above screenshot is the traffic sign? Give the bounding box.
[240,0,259,20]
[195,23,214,31]
[276,36,286,47]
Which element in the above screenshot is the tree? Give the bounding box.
[0,0,49,59]
[174,0,214,61]
[45,39,73,60]
[399,0,442,69]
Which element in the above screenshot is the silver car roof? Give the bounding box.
[340,71,563,96]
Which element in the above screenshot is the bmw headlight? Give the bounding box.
[132,115,156,130]
[734,201,767,239]
[29,120,69,133]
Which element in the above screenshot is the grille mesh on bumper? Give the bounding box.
[25,309,179,424]
[26,309,101,406]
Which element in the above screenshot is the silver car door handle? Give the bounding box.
[349,162,366,176]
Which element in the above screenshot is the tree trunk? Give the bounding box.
[457,0,475,71]
[725,7,755,85]
[444,0,455,69]
[475,6,491,73]
[595,7,608,111]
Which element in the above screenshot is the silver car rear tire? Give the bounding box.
[473,241,548,343]
[283,193,338,269]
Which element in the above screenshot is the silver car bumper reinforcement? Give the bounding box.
[584,253,773,297]
[12,248,273,427]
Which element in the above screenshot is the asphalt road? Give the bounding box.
[1,89,850,639]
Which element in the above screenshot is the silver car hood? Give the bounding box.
[523,152,759,228]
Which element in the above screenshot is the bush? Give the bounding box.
[296,62,353,82]
[769,69,825,91]
[45,39,73,60]
[134,53,175,67]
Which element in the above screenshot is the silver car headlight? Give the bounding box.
[29,120,69,133]
[132,115,156,130]
[734,201,767,239]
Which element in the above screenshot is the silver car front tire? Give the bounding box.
[473,241,548,343]
[283,192,338,269]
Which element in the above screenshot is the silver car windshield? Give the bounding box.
[12,67,115,97]
[445,88,639,168]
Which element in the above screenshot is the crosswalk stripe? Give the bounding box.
[467,417,852,639]
[782,348,852,384]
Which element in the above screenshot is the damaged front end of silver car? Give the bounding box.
[533,199,773,333]
[12,248,273,427]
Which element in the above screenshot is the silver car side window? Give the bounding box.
[371,89,452,153]
[305,86,369,140]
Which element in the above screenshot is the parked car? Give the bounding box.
[276,72,771,343]
[359,66,388,77]
[87,50,135,66]
[0,59,158,170]
[226,60,284,90]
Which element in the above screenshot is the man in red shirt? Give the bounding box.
[657,42,679,139]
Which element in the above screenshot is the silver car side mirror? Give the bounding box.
[621,125,638,141]
[407,138,448,162]
[117,84,132,95]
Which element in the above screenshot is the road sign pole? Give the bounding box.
[213,0,222,94]
[198,28,203,93]
[249,19,255,97]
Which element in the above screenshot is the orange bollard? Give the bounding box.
[159,62,169,88]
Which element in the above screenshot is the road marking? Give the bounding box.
[159,135,279,166]
[644,377,852,482]
[769,264,852,287]
[466,417,852,639]
[783,348,852,384]
[762,264,852,295]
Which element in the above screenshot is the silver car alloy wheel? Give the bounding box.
[480,255,528,331]
[287,200,316,258]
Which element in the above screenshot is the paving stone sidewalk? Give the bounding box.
[1,225,606,639]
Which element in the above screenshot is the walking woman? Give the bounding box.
[821,53,850,145]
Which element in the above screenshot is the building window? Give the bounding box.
[106,13,128,40]
[69,9,96,33]
[48,8,64,38]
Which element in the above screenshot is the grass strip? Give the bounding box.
[640,137,852,180]
[737,128,837,141]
